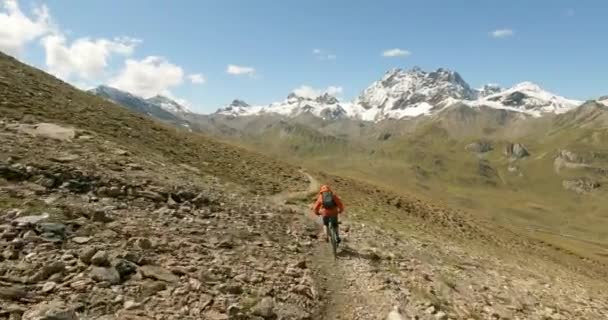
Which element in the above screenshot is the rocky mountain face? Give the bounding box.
[476,84,503,98]
[146,95,191,114]
[89,86,190,128]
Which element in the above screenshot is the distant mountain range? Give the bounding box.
[90,67,603,125]
[215,67,584,121]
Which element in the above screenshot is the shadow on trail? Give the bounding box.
[337,245,383,263]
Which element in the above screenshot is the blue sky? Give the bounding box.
[1,0,607,113]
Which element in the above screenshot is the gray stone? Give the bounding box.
[22,300,78,320]
[79,246,97,264]
[36,223,66,237]
[251,297,275,318]
[91,250,110,267]
[13,213,49,226]
[91,266,121,285]
[72,236,91,244]
[139,265,180,283]
[112,259,137,279]
[0,285,27,300]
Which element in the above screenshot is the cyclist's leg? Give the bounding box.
[322,216,330,242]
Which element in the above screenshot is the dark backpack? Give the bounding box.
[321,191,337,209]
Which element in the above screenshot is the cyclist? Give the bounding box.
[312,184,345,243]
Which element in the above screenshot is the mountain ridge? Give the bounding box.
[215,67,584,122]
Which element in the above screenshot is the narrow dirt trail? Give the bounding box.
[271,170,397,320]
[267,170,608,319]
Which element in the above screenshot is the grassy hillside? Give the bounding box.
[206,101,608,264]
[0,52,307,195]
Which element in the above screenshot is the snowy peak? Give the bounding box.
[146,95,191,114]
[216,93,350,120]
[359,67,474,107]
[598,96,608,107]
[212,67,584,122]
[476,82,581,116]
[216,99,261,117]
[476,84,503,98]
[316,93,339,105]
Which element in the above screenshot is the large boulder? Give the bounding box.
[465,140,493,153]
[504,143,530,159]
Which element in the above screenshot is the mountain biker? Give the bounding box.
[312,184,345,243]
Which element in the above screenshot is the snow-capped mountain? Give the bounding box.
[217,93,355,121]
[89,86,189,125]
[476,84,503,98]
[213,67,583,122]
[470,82,581,116]
[599,96,608,107]
[146,95,191,113]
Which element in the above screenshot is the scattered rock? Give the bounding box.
[135,238,153,250]
[72,236,91,244]
[563,178,600,194]
[251,297,275,318]
[0,285,27,300]
[18,123,76,141]
[13,213,49,226]
[90,266,121,285]
[36,223,67,238]
[140,280,167,297]
[386,306,405,320]
[41,282,57,293]
[91,250,110,267]
[139,265,180,283]
[275,303,309,320]
[78,246,97,264]
[219,283,243,295]
[112,259,137,279]
[30,261,65,282]
[50,154,80,163]
[22,300,78,320]
[465,140,493,153]
[91,210,112,223]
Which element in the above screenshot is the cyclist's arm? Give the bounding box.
[312,196,322,215]
[335,195,345,214]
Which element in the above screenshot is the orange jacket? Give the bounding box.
[313,185,344,217]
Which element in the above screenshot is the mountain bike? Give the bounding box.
[327,217,340,259]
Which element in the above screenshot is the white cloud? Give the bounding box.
[313,48,337,60]
[0,0,52,56]
[490,29,514,38]
[293,85,343,99]
[110,56,184,98]
[382,48,411,57]
[226,64,255,76]
[41,34,139,80]
[188,73,206,84]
